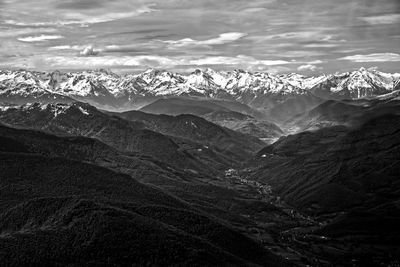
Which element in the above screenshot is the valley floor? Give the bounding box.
[207,168,400,267]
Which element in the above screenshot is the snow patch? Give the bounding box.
[78,106,90,115]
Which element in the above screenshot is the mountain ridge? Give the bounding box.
[1,67,399,111]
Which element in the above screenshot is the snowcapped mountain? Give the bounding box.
[0,70,74,104]
[309,67,400,99]
[1,67,399,111]
[341,67,400,98]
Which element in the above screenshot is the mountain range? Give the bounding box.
[1,67,399,112]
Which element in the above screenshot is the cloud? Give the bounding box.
[48,43,159,54]
[367,66,379,71]
[165,32,247,47]
[303,43,338,48]
[63,5,156,25]
[297,64,322,72]
[17,34,64,42]
[339,53,400,62]
[189,55,289,66]
[48,45,85,51]
[262,66,291,74]
[15,54,291,70]
[4,19,76,27]
[0,28,57,38]
[103,44,150,53]
[261,30,345,44]
[55,0,109,10]
[279,50,326,58]
[360,14,400,25]
[306,60,324,64]
[4,4,156,27]
[241,7,267,13]
[2,0,399,73]
[42,55,176,68]
[79,46,101,56]
[263,31,327,40]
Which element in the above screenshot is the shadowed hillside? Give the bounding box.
[0,148,289,266]
[111,109,264,162]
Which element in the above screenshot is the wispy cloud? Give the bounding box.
[339,53,400,62]
[189,55,289,66]
[42,55,181,68]
[4,19,78,27]
[17,35,64,42]
[55,0,110,10]
[262,66,291,74]
[165,32,247,47]
[10,54,291,70]
[63,5,156,25]
[303,43,338,48]
[102,44,158,53]
[0,28,57,38]
[4,4,156,27]
[297,64,322,72]
[48,43,160,54]
[306,60,324,64]
[360,14,400,25]
[264,31,319,40]
[48,45,85,51]
[280,50,326,58]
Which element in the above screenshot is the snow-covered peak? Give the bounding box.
[16,102,94,118]
[339,68,398,97]
[1,68,400,107]
[0,69,45,88]
[185,68,228,89]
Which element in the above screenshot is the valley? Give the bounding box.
[219,168,400,266]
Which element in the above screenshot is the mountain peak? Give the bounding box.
[1,68,400,109]
[143,68,156,74]
[193,68,203,75]
[96,68,119,77]
[358,67,367,72]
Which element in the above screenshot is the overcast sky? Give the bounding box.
[0,0,399,74]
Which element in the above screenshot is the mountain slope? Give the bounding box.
[284,98,400,133]
[111,109,264,162]
[0,102,219,175]
[251,113,400,215]
[139,97,232,116]
[0,148,288,266]
[0,124,270,226]
[138,96,283,140]
[246,114,400,263]
[203,110,283,141]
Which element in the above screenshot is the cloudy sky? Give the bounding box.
[0,0,399,74]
